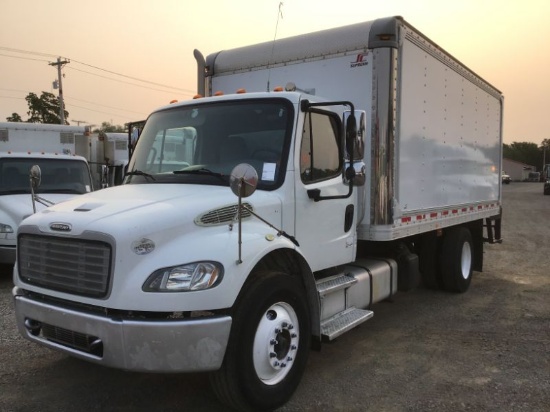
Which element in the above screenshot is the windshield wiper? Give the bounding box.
[126,170,156,181]
[173,168,226,182]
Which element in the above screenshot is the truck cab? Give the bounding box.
[0,152,93,264]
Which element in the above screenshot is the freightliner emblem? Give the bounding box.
[50,222,72,232]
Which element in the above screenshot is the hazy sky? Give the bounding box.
[1,0,549,144]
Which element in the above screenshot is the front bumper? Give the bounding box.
[13,287,232,373]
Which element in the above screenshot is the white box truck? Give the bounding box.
[12,16,503,411]
[0,122,94,265]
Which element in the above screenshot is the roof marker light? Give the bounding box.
[169,99,178,104]
[273,86,284,92]
[236,88,246,94]
[193,94,203,99]
[214,91,224,96]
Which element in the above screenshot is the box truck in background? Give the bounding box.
[0,122,94,264]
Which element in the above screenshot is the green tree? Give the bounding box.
[93,121,126,133]
[6,91,68,124]
[5,112,23,122]
[503,142,540,168]
[26,92,68,124]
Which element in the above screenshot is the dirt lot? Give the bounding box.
[0,183,548,411]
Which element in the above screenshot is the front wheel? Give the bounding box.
[439,227,474,293]
[210,271,311,411]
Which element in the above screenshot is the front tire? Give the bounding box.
[210,271,311,411]
[439,227,473,293]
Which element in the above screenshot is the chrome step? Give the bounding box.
[316,274,357,297]
[320,307,373,341]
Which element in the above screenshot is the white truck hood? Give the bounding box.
[20,184,282,238]
[0,193,78,228]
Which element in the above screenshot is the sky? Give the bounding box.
[1,0,550,145]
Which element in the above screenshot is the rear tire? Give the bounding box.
[210,271,311,411]
[439,227,473,293]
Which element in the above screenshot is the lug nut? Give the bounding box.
[270,339,277,345]
[269,352,277,358]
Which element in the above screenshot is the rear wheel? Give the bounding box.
[439,227,473,293]
[210,271,311,411]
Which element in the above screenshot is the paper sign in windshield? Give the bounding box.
[262,163,276,181]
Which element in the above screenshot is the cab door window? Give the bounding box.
[300,111,342,183]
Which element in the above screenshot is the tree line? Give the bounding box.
[504,140,550,172]
[5,91,126,133]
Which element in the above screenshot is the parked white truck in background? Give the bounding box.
[0,122,94,265]
[12,16,503,411]
[88,132,128,188]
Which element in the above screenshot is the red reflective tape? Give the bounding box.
[442,211,449,216]
[430,212,438,218]
[402,217,412,223]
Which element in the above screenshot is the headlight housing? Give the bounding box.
[143,261,224,292]
[0,224,14,234]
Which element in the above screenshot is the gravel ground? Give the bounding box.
[0,182,548,411]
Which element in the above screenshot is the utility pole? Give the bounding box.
[49,57,70,124]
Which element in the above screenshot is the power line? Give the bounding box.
[0,52,50,63]
[0,46,191,93]
[66,95,147,116]
[70,59,194,93]
[66,66,194,95]
[0,46,58,59]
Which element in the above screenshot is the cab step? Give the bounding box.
[316,274,357,297]
[320,307,373,341]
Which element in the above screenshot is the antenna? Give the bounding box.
[266,2,284,92]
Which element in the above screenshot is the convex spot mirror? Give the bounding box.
[343,110,366,161]
[230,163,258,198]
[29,165,42,189]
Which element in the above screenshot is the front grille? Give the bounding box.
[18,235,112,298]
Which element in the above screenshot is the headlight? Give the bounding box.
[143,261,224,292]
[0,224,14,233]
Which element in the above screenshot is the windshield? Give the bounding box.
[0,158,92,195]
[126,98,293,190]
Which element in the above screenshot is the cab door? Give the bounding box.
[294,108,356,272]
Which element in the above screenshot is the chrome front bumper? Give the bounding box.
[13,287,232,373]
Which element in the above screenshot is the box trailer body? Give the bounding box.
[12,16,503,411]
[203,17,502,243]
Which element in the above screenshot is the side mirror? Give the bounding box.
[230,163,258,198]
[101,165,109,188]
[344,110,366,161]
[29,165,42,190]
